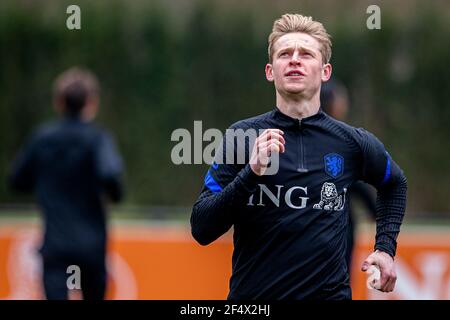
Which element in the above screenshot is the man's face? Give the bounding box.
[266,32,331,99]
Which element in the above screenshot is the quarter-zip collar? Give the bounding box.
[271,106,325,129]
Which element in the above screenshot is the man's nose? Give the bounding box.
[290,51,302,65]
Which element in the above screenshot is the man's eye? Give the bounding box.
[280,52,289,57]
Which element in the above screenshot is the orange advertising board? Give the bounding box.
[0,221,449,300]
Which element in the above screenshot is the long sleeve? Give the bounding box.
[191,122,260,245]
[191,164,258,245]
[9,136,37,193]
[95,131,124,203]
[373,170,407,257]
[355,128,407,257]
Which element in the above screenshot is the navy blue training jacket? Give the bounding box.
[191,107,407,299]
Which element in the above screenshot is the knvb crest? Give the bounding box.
[324,153,344,178]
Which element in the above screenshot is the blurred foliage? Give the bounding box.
[0,0,449,217]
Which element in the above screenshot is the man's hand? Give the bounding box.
[250,129,285,176]
[361,250,397,292]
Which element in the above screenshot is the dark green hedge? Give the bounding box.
[1,1,449,216]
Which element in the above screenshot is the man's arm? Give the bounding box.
[355,128,407,292]
[191,164,258,245]
[9,137,37,193]
[191,127,285,245]
[95,131,124,203]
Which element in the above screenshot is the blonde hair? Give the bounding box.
[268,14,332,64]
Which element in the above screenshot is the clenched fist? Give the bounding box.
[361,250,397,292]
[250,129,285,176]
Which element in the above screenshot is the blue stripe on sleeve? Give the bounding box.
[204,170,222,193]
[381,151,391,185]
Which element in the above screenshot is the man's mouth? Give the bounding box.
[285,70,306,77]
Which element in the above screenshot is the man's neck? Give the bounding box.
[276,92,321,119]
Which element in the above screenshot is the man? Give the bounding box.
[9,67,124,300]
[320,78,377,275]
[191,13,407,299]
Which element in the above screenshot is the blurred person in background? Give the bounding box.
[9,67,124,300]
[320,78,377,276]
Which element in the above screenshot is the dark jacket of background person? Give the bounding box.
[9,115,124,259]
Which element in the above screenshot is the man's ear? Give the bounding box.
[82,96,99,122]
[53,97,64,115]
[321,63,332,82]
[265,63,274,82]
